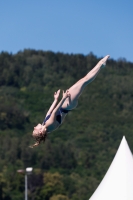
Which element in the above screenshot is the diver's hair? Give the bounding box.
[29,132,47,148]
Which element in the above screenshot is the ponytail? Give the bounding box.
[30,132,47,148]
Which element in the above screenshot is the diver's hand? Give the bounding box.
[54,89,60,100]
[62,90,70,100]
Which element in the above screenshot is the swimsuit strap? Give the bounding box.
[42,114,51,125]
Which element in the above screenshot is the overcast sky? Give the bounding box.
[0,1,133,62]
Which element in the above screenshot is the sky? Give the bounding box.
[0,1,133,62]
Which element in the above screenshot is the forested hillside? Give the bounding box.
[0,50,133,200]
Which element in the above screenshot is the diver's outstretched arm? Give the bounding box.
[45,89,60,117]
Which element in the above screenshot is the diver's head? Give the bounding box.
[30,124,47,148]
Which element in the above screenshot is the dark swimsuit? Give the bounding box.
[42,108,70,125]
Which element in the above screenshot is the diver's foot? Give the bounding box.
[100,55,110,68]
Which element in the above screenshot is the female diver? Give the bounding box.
[31,55,110,147]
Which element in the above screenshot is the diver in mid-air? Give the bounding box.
[31,55,110,147]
